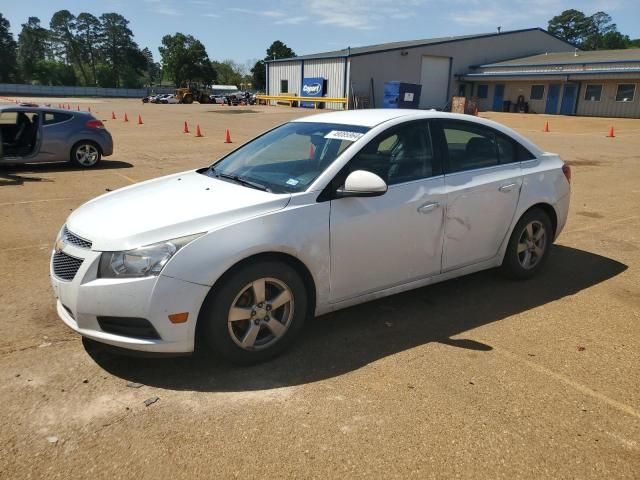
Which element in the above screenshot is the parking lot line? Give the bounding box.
[491,344,640,419]
[4,244,51,252]
[0,197,86,207]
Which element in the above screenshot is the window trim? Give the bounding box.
[615,83,636,103]
[583,84,603,102]
[319,120,443,200]
[434,119,531,174]
[530,84,545,101]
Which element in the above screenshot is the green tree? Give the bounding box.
[17,17,50,83]
[548,9,591,46]
[265,40,296,60]
[97,13,141,87]
[159,33,214,86]
[76,13,101,85]
[0,13,18,82]
[251,60,266,90]
[50,10,89,84]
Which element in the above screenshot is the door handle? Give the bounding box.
[499,183,518,192]
[418,202,440,214]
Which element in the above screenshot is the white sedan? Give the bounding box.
[50,110,570,364]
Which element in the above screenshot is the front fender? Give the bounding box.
[160,194,331,311]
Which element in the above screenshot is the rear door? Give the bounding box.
[545,84,561,114]
[434,119,522,271]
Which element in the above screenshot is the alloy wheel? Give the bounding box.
[517,220,547,269]
[227,277,295,351]
[75,144,100,166]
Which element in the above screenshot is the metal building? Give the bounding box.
[460,49,640,118]
[265,28,572,110]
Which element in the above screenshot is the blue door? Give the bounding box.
[559,84,577,115]
[545,84,561,114]
[492,84,505,111]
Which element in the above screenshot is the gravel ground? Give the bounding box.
[0,98,638,479]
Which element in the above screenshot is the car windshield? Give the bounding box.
[204,122,369,193]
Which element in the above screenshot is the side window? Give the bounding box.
[43,112,72,125]
[495,134,516,164]
[348,122,436,186]
[530,85,545,100]
[477,84,488,99]
[441,120,499,173]
[280,80,289,94]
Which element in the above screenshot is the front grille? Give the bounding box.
[52,251,83,281]
[63,226,92,249]
[97,317,161,340]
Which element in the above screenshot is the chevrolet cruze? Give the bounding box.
[50,110,570,364]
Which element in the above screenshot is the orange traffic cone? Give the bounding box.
[543,121,550,133]
[77,105,80,111]
[67,104,71,110]
[88,106,91,112]
[183,121,189,134]
[195,124,203,137]
[607,126,615,138]
[124,112,129,122]
[111,111,116,120]
[224,129,232,143]
[138,114,144,125]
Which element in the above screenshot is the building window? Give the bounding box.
[280,80,289,94]
[616,84,635,102]
[584,84,602,102]
[477,84,488,99]
[530,85,545,100]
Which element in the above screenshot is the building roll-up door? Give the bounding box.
[419,56,450,109]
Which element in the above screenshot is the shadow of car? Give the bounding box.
[85,245,627,392]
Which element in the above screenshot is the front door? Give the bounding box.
[492,84,505,111]
[545,84,561,114]
[435,119,522,271]
[329,121,445,302]
[559,84,577,115]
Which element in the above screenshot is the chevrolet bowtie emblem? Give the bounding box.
[55,236,66,253]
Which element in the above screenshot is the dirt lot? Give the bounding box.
[0,98,638,479]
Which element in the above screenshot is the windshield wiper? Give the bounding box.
[213,170,271,192]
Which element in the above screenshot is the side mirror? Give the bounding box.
[336,170,388,198]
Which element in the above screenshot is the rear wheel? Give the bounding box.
[70,141,101,168]
[182,94,194,104]
[200,261,308,364]
[501,208,553,279]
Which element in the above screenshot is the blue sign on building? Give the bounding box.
[301,77,324,108]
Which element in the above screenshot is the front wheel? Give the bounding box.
[71,142,101,168]
[501,208,553,279]
[200,261,308,364]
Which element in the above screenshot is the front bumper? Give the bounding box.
[50,242,209,353]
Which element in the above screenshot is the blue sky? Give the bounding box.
[3,0,639,67]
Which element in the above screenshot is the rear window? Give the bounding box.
[43,112,73,125]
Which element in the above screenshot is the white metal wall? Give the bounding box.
[267,60,302,100]
[302,58,347,109]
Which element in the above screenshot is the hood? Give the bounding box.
[67,170,291,251]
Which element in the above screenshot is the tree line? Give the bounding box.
[548,9,639,49]
[2,8,635,90]
[0,10,297,90]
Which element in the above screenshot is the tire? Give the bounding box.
[183,94,194,104]
[200,261,308,365]
[501,208,553,280]
[70,141,101,168]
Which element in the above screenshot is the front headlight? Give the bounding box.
[98,233,203,278]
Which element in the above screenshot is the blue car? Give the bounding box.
[0,104,114,168]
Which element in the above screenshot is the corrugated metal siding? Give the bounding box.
[267,61,302,103]
[349,29,571,108]
[577,81,640,118]
[303,58,346,110]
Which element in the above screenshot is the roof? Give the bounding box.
[480,48,640,68]
[293,109,421,127]
[0,104,90,114]
[267,28,571,62]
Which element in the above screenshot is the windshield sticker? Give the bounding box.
[286,178,300,186]
[324,130,365,142]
